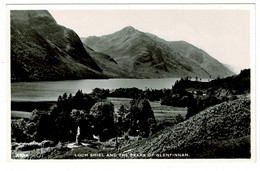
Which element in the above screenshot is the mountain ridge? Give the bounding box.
[11,11,235,81]
[82,26,234,79]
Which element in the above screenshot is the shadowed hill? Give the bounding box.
[11,10,104,81]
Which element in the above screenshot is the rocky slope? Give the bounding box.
[82,26,234,79]
[123,95,250,158]
[11,10,104,81]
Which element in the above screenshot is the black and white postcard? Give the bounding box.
[6,3,255,161]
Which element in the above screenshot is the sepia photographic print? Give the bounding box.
[8,4,255,160]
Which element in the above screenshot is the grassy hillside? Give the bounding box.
[120,95,250,158]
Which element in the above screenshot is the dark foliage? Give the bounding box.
[125,98,157,137]
[173,69,250,95]
[140,89,165,101]
[167,69,251,119]
[11,119,31,142]
[12,90,100,143]
[161,89,193,107]
[116,105,128,136]
[57,90,98,113]
[91,88,110,99]
[186,95,222,119]
[34,113,56,141]
[109,87,168,102]
[109,87,143,99]
[89,101,116,141]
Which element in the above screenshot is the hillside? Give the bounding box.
[170,41,235,78]
[83,45,136,78]
[82,26,234,79]
[121,95,250,158]
[11,10,104,81]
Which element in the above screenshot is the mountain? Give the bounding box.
[82,26,234,78]
[11,10,105,81]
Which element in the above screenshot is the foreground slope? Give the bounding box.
[83,26,234,78]
[122,96,250,158]
[11,10,104,81]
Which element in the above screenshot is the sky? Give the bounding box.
[49,10,251,73]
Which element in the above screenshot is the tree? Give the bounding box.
[117,105,128,136]
[11,119,30,142]
[89,101,116,141]
[92,88,109,99]
[126,98,157,137]
[35,114,56,142]
[73,90,85,110]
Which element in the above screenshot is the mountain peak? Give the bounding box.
[124,26,135,30]
[120,26,139,34]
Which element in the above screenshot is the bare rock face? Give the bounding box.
[11,10,104,81]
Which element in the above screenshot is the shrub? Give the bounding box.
[11,119,31,142]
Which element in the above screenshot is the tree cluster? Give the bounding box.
[12,90,157,143]
[185,95,222,119]
[125,98,157,137]
[161,89,194,107]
